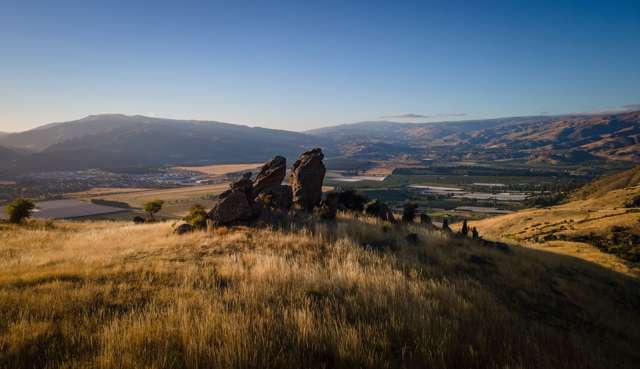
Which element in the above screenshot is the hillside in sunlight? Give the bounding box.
[1,215,639,369]
[470,166,640,276]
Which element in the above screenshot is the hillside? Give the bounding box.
[1,216,639,369]
[570,165,640,200]
[309,111,640,163]
[470,166,640,275]
[0,115,332,173]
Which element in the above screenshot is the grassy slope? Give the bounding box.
[470,168,640,276]
[1,216,639,369]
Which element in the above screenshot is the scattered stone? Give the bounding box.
[364,199,395,222]
[290,148,326,212]
[402,202,418,223]
[460,219,469,236]
[442,217,452,232]
[132,216,145,224]
[253,155,286,196]
[174,222,194,235]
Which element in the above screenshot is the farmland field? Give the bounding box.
[74,183,230,217]
[173,163,262,175]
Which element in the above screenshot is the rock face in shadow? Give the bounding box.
[253,155,286,196]
[290,148,326,212]
[253,156,292,210]
[208,173,258,226]
[256,184,293,210]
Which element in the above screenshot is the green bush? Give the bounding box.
[184,204,208,229]
[5,198,36,224]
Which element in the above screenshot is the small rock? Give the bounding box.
[174,223,194,235]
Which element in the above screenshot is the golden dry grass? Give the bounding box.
[1,215,639,369]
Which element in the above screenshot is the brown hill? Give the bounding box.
[470,167,640,275]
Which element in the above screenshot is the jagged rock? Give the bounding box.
[364,199,395,222]
[253,156,286,196]
[174,223,194,235]
[290,148,326,212]
[256,184,293,210]
[318,192,338,221]
[132,216,145,224]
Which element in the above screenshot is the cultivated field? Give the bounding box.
[173,163,262,176]
[75,184,230,217]
[1,215,639,368]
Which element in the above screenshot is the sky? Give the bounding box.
[1,0,639,132]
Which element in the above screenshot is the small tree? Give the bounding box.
[143,199,164,221]
[184,204,208,229]
[5,198,35,224]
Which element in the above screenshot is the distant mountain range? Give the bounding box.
[309,111,640,163]
[0,114,332,173]
[1,111,639,174]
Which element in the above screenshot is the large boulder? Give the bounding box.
[364,199,395,222]
[253,156,286,196]
[208,190,256,225]
[289,148,326,212]
[208,174,258,226]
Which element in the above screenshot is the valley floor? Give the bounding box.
[1,216,639,369]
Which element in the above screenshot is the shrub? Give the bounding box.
[143,200,164,221]
[5,198,35,224]
[402,202,418,223]
[184,204,208,229]
[336,190,369,212]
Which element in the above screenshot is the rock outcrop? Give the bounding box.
[290,148,326,212]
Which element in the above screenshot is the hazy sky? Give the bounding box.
[1,0,639,132]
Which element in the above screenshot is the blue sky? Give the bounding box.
[1,0,639,132]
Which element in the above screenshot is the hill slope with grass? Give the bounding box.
[1,215,639,369]
[470,167,640,275]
